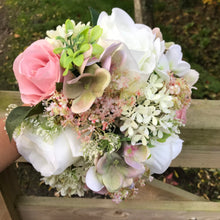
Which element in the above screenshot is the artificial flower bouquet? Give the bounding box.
[6,8,199,203]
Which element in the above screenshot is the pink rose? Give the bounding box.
[13,39,62,105]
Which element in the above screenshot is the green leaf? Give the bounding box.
[64,56,73,68]
[65,19,74,34]
[147,154,152,159]
[6,102,44,141]
[53,47,63,54]
[56,82,63,91]
[62,68,69,76]
[67,48,74,57]
[80,43,90,53]
[78,26,90,39]
[60,52,67,67]
[157,133,171,143]
[89,7,99,26]
[90,26,103,43]
[6,106,31,141]
[73,50,81,58]
[60,52,72,68]
[56,36,67,44]
[92,44,104,57]
[73,54,84,66]
[147,143,155,148]
[26,102,45,117]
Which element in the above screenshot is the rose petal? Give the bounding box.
[14,126,82,177]
[145,135,183,174]
[13,39,61,105]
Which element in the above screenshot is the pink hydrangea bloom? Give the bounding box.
[176,107,187,125]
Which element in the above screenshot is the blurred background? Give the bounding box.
[0,0,219,201]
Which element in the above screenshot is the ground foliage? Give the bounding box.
[154,0,220,99]
[154,167,220,201]
[0,0,219,201]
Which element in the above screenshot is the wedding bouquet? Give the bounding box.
[6,8,199,203]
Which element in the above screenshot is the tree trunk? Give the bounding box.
[134,0,154,27]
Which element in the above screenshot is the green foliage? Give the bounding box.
[191,63,220,99]
[6,102,44,140]
[89,7,100,26]
[157,133,171,143]
[6,106,31,141]
[56,82,63,92]
[54,24,104,75]
[65,19,74,33]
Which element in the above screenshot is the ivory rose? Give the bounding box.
[145,135,183,174]
[97,8,163,76]
[14,126,83,177]
[13,39,62,105]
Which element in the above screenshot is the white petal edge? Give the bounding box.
[183,69,199,87]
[145,135,183,174]
[86,166,104,192]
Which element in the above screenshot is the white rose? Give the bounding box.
[14,126,83,177]
[97,8,164,76]
[145,135,183,174]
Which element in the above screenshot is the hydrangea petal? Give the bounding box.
[63,73,84,99]
[86,166,104,192]
[166,45,183,68]
[71,90,96,114]
[155,54,170,81]
[102,168,123,192]
[183,69,199,87]
[173,61,191,77]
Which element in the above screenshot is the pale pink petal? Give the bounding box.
[176,108,187,125]
[79,45,93,74]
[124,156,145,171]
[71,91,96,114]
[152,27,163,41]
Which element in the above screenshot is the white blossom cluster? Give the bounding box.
[82,133,121,161]
[120,74,180,146]
[42,161,90,197]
